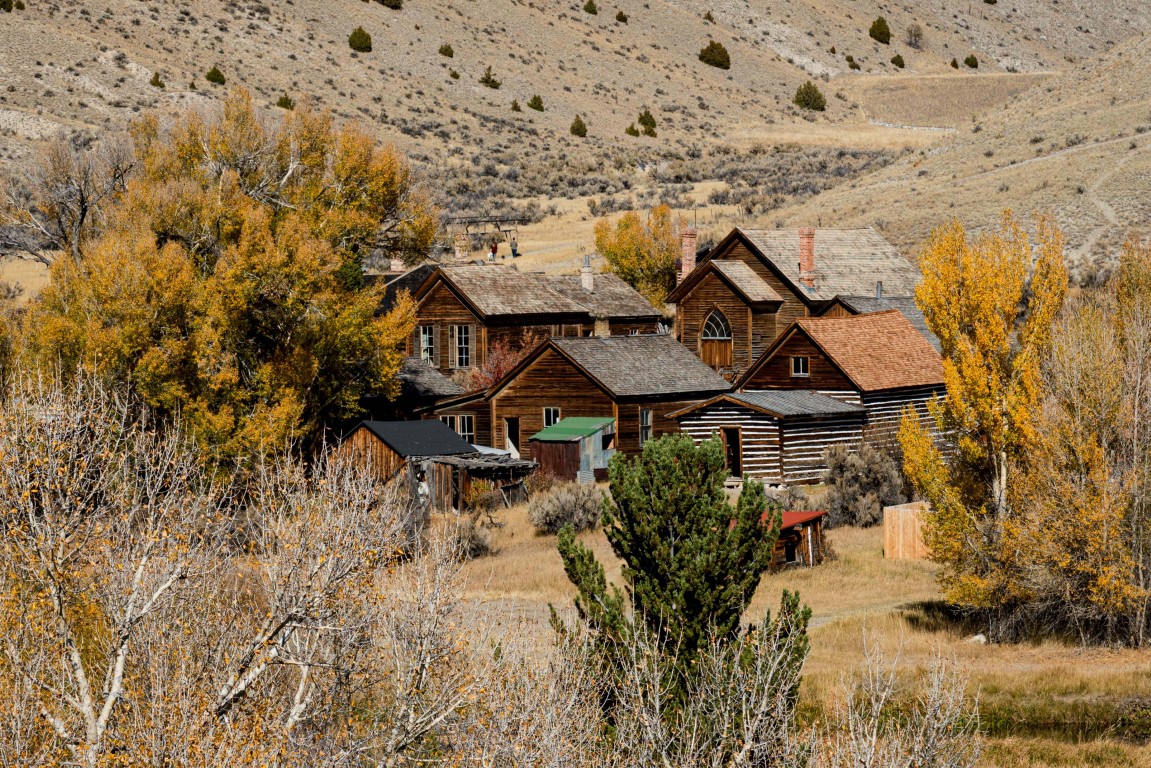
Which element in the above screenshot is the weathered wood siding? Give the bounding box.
[333,426,404,483]
[424,404,493,449]
[819,301,853,319]
[719,240,808,336]
[862,386,942,448]
[531,440,581,481]
[677,402,782,480]
[413,281,483,374]
[740,333,855,392]
[676,272,752,373]
[779,416,865,484]
[613,398,695,455]
[608,320,661,336]
[490,348,615,461]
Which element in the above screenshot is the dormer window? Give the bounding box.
[791,356,810,377]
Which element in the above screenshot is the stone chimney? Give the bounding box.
[389,256,405,273]
[680,227,698,283]
[798,227,816,289]
[581,253,594,291]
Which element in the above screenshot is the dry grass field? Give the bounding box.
[459,502,1151,767]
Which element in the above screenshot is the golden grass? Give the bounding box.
[458,504,1151,766]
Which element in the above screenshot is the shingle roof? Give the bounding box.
[736,227,919,302]
[549,335,730,398]
[730,390,865,417]
[710,261,783,304]
[378,264,437,315]
[834,296,940,352]
[397,357,464,399]
[357,420,477,457]
[795,310,944,392]
[437,265,589,317]
[538,273,661,319]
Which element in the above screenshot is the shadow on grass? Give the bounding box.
[899,599,982,636]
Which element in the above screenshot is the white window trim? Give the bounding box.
[791,356,810,377]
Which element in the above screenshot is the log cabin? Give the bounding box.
[735,310,945,448]
[427,334,730,461]
[670,390,866,484]
[404,264,661,378]
[668,227,920,379]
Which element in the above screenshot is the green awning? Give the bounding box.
[530,416,615,442]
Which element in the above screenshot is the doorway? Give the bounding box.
[721,427,741,477]
[504,417,521,459]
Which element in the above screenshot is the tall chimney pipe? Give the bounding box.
[798,227,816,289]
[680,228,698,284]
[581,253,594,291]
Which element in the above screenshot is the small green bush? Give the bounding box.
[983,0,997,4]
[906,23,924,49]
[638,107,656,137]
[529,483,604,534]
[703,10,715,22]
[829,45,836,55]
[869,16,891,45]
[348,27,372,52]
[616,10,628,23]
[849,60,861,70]
[890,53,905,68]
[449,69,460,79]
[583,0,597,14]
[570,114,588,137]
[625,123,640,137]
[527,94,544,111]
[511,99,521,112]
[13,0,23,8]
[698,40,730,70]
[950,57,959,69]
[438,43,454,57]
[479,65,501,88]
[205,66,226,85]
[378,0,402,8]
[276,93,295,110]
[793,80,826,111]
[0,0,12,12]
[964,53,979,68]
[149,72,165,89]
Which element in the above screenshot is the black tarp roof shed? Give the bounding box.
[358,420,477,458]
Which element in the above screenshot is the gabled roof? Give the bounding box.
[416,265,591,319]
[538,273,661,320]
[397,357,464,399]
[829,296,940,352]
[354,420,477,458]
[377,264,438,315]
[666,258,783,306]
[530,416,616,442]
[736,310,944,393]
[701,227,919,304]
[546,335,731,398]
[668,390,864,420]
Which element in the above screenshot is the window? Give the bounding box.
[639,408,653,446]
[457,415,475,443]
[701,310,732,340]
[791,356,810,377]
[543,407,561,428]
[440,415,457,431]
[450,324,472,368]
[699,310,733,370]
[419,325,436,366]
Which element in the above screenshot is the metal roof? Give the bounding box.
[529,416,616,442]
[729,390,865,417]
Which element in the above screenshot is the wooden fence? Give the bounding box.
[883,501,930,560]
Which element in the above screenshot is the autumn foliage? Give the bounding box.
[593,203,682,306]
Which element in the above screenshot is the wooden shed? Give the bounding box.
[670,391,865,484]
[335,420,476,483]
[772,510,828,569]
[529,416,617,483]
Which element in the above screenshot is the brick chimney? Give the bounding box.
[581,253,594,291]
[798,227,816,289]
[680,227,698,283]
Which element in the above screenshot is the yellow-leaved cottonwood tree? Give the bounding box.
[16,88,435,460]
[594,203,682,306]
[899,211,1067,638]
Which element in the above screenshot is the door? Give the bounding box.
[504,417,521,459]
[721,427,741,477]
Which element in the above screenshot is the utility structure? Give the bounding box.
[444,215,530,261]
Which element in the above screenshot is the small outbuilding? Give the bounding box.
[336,420,477,482]
[772,510,828,569]
[529,416,617,483]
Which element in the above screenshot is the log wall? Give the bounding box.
[678,401,782,480]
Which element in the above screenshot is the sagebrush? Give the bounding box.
[823,443,905,527]
[530,482,604,534]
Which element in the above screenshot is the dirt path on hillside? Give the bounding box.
[1076,140,1151,260]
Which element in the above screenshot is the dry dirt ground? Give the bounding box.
[459,503,1151,767]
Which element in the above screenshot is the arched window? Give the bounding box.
[699,310,733,369]
[701,310,732,340]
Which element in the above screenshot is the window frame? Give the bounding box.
[543,407,561,428]
[701,310,732,341]
[791,355,810,377]
[440,415,457,431]
[419,324,437,366]
[639,407,653,446]
[450,324,472,368]
[457,414,475,443]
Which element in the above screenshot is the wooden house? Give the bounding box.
[668,227,920,378]
[772,510,828,569]
[360,356,464,420]
[815,294,940,352]
[405,264,661,377]
[670,390,865,484]
[428,335,730,461]
[735,310,945,447]
[529,416,617,483]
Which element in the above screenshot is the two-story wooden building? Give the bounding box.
[668,227,920,378]
[427,334,730,461]
[735,309,945,447]
[404,264,661,377]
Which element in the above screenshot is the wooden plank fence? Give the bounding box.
[883,501,930,560]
